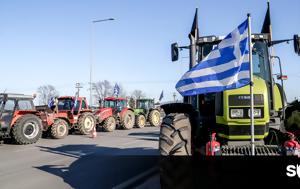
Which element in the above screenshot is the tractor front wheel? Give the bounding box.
[103,116,116,132]
[149,109,161,127]
[135,114,146,128]
[121,110,135,130]
[11,114,43,144]
[51,119,69,139]
[159,113,191,155]
[78,113,96,135]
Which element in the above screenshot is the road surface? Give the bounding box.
[0,126,160,189]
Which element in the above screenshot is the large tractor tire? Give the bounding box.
[159,113,191,156]
[121,110,135,130]
[103,116,116,132]
[51,119,69,139]
[149,109,161,127]
[11,114,43,144]
[135,114,146,128]
[78,112,96,135]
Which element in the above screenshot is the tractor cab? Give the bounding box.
[102,97,127,113]
[57,96,89,115]
[136,99,154,112]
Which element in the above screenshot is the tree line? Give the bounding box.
[37,80,147,106]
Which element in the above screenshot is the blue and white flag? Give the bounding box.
[48,97,54,108]
[176,19,250,96]
[114,83,120,96]
[159,90,164,101]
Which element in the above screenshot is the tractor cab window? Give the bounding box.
[18,100,34,110]
[81,100,87,109]
[252,41,271,82]
[4,100,15,111]
[103,100,115,108]
[138,101,149,109]
[116,100,126,109]
[73,100,80,111]
[58,99,73,110]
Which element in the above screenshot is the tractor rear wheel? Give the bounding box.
[135,114,146,128]
[121,110,135,130]
[149,109,161,127]
[51,119,69,139]
[159,113,191,155]
[103,116,116,132]
[78,112,96,135]
[11,114,42,144]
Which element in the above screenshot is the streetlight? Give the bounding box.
[89,18,114,107]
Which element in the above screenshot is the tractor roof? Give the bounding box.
[58,96,86,100]
[104,97,126,101]
[197,33,269,44]
[136,98,154,101]
[0,93,34,99]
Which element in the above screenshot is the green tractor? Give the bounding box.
[159,6,300,156]
[134,98,161,128]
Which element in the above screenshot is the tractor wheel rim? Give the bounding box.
[109,119,115,128]
[23,122,39,139]
[126,115,132,125]
[140,117,145,126]
[153,112,160,124]
[58,123,66,136]
[84,116,94,131]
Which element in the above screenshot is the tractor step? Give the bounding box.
[221,145,281,156]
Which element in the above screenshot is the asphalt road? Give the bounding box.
[0,126,160,189]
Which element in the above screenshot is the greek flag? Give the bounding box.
[114,83,120,96]
[176,19,250,96]
[48,97,54,108]
[159,90,164,101]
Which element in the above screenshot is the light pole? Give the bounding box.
[89,18,114,107]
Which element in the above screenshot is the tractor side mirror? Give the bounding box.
[294,35,300,55]
[99,99,103,108]
[171,43,179,62]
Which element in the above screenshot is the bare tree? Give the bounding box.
[93,80,113,100]
[37,85,59,105]
[131,89,146,99]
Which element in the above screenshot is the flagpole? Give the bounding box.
[247,13,255,156]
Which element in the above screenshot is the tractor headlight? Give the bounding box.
[248,108,262,118]
[230,109,244,118]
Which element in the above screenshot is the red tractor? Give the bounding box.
[0,93,43,144]
[95,97,135,132]
[37,96,96,139]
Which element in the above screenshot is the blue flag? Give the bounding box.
[176,19,250,96]
[159,90,164,101]
[48,97,54,108]
[114,83,120,96]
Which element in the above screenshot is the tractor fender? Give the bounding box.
[10,111,39,127]
[94,108,113,123]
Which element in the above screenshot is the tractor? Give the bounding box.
[37,96,96,138]
[0,93,43,144]
[95,97,135,132]
[134,98,161,128]
[159,6,300,156]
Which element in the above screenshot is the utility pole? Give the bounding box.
[75,83,83,96]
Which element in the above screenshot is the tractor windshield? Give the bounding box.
[103,100,126,109]
[137,100,151,109]
[103,100,115,108]
[58,99,79,111]
[200,40,271,82]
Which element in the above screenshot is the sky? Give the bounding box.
[0,0,299,105]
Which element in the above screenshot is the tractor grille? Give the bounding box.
[221,145,281,156]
